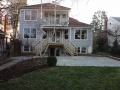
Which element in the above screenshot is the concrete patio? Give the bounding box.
[56,56,120,66]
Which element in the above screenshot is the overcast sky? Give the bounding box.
[27,0,120,24]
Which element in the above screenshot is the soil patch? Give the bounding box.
[0,58,47,83]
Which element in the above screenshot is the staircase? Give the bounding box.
[34,38,49,56]
[34,37,78,56]
[62,38,78,56]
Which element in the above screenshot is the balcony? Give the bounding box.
[42,17,68,26]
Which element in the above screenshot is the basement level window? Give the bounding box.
[81,47,87,53]
[78,47,80,53]
[24,45,29,52]
[24,45,33,52]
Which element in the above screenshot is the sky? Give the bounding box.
[27,0,120,24]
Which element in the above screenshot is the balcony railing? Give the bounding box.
[42,17,68,25]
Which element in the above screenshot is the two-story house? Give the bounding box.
[107,17,120,46]
[19,3,93,56]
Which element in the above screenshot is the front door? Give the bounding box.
[56,48,60,56]
[51,31,61,43]
[50,48,55,56]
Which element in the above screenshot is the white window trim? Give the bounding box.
[81,47,87,53]
[74,29,88,40]
[24,9,38,21]
[23,28,37,39]
[23,45,32,52]
[78,47,88,54]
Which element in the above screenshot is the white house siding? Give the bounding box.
[19,4,93,55]
[19,9,42,52]
[107,17,120,32]
[107,17,120,46]
[70,27,92,53]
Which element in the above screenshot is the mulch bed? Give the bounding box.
[0,58,48,83]
[0,59,13,66]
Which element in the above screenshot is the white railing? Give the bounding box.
[34,36,78,56]
[42,18,68,25]
[34,38,48,55]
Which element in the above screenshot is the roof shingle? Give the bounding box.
[69,17,92,27]
[20,3,71,10]
[112,17,120,22]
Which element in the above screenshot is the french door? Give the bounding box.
[51,31,61,43]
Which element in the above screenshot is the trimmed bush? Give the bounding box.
[47,56,57,67]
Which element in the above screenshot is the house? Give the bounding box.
[107,17,120,46]
[19,3,93,56]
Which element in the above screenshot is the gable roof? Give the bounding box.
[112,17,120,22]
[69,17,92,27]
[20,3,71,10]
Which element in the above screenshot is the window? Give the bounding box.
[24,45,33,52]
[24,28,36,38]
[24,28,30,38]
[81,30,87,39]
[25,10,37,20]
[31,28,36,38]
[44,12,48,17]
[63,14,66,18]
[25,10,30,20]
[78,47,80,53]
[24,45,29,51]
[56,14,60,18]
[81,47,87,53]
[64,30,69,39]
[31,10,37,20]
[75,30,87,39]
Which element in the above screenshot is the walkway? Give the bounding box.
[0,56,40,70]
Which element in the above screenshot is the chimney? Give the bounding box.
[104,17,108,30]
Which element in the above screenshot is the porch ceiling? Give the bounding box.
[43,27,68,30]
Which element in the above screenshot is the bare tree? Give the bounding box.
[91,10,107,31]
[6,0,27,39]
[107,25,120,46]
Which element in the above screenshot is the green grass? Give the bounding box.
[0,67,120,90]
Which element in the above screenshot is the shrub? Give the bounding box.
[108,39,120,55]
[47,56,57,67]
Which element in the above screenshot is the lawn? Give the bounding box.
[0,67,120,90]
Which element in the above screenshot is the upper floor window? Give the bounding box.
[56,14,60,18]
[63,14,66,18]
[24,28,36,38]
[44,12,48,17]
[75,30,87,39]
[25,10,37,20]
